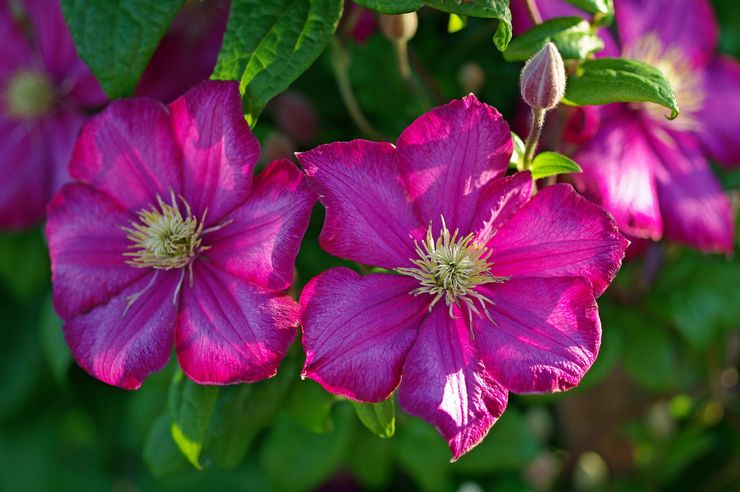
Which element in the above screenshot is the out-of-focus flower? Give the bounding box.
[46,81,316,390]
[136,0,230,102]
[341,1,379,44]
[297,95,627,459]
[512,0,739,253]
[0,0,106,229]
[268,90,320,146]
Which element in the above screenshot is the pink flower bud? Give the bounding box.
[520,42,566,110]
[379,12,418,42]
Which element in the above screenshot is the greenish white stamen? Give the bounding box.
[396,216,507,329]
[120,191,230,317]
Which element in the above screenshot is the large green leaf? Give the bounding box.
[261,406,354,492]
[168,371,220,469]
[287,380,337,433]
[204,361,295,469]
[563,58,680,119]
[351,398,396,438]
[354,0,512,50]
[212,0,343,126]
[143,413,189,478]
[61,0,184,98]
[425,0,511,50]
[354,0,422,13]
[504,17,603,62]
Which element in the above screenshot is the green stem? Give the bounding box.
[523,108,546,170]
[331,40,386,141]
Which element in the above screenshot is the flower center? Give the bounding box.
[625,33,705,131]
[119,192,231,317]
[122,192,208,271]
[396,216,507,325]
[4,69,56,119]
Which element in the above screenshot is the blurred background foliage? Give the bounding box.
[1,1,739,491]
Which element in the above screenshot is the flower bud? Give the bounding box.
[458,61,485,94]
[520,42,566,110]
[379,12,418,43]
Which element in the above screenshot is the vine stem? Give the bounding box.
[330,39,386,141]
[523,108,546,170]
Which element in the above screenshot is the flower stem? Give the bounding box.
[330,39,386,141]
[523,108,546,170]
[393,39,412,81]
[525,0,542,25]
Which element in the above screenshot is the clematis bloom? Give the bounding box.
[513,0,738,253]
[46,81,316,389]
[297,95,628,459]
[0,0,106,229]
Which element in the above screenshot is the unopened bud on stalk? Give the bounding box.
[520,42,566,110]
[458,61,485,94]
[379,12,418,43]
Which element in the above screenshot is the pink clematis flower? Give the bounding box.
[46,81,316,390]
[513,0,738,253]
[0,0,106,229]
[136,0,230,103]
[296,95,628,459]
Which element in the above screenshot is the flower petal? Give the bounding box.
[176,263,298,385]
[475,277,600,394]
[398,306,508,460]
[471,172,533,242]
[22,0,82,78]
[47,183,146,319]
[397,95,513,233]
[204,159,316,291]
[298,140,423,269]
[695,56,740,167]
[63,270,180,390]
[169,81,260,225]
[570,112,663,240]
[651,129,734,253]
[489,184,628,296]
[0,122,49,229]
[300,268,427,402]
[69,98,182,211]
[616,0,717,69]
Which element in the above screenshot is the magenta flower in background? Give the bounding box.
[136,0,230,103]
[46,81,316,390]
[297,96,628,459]
[0,0,106,229]
[513,0,738,253]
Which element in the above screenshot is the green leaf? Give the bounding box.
[565,0,613,15]
[452,409,540,474]
[425,0,512,50]
[447,14,467,33]
[204,359,296,469]
[212,0,343,126]
[348,427,394,488]
[287,380,337,433]
[61,0,184,98]
[648,252,740,350]
[351,398,395,438]
[530,151,582,179]
[261,406,354,492]
[0,230,50,301]
[563,58,680,119]
[394,419,452,492]
[354,0,422,13]
[509,132,526,170]
[168,370,220,469]
[143,413,189,478]
[503,17,603,62]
